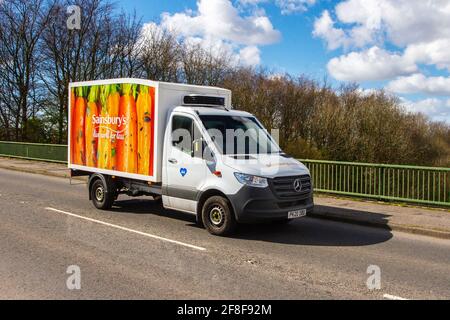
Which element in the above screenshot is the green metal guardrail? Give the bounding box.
[0,141,67,163]
[300,159,450,207]
[0,142,449,207]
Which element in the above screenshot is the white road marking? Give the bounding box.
[383,294,408,300]
[45,207,206,252]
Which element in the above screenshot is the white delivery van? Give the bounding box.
[69,78,314,235]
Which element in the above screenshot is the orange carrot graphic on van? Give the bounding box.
[97,85,120,170]
[85,86,100,167]
[117,84,138,173]
[70,83,154,176]
[73,87,87,165]
[70,88,76,164]
[137,85,153,176]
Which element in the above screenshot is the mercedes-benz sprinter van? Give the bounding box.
[69,79,313,235]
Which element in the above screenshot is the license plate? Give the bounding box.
[288,209,307,219]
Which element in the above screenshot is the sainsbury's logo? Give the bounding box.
[93,115,128,140]
[92,115,127,127]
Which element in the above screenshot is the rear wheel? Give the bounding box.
[202,196,236,236]
[90,178,115,210]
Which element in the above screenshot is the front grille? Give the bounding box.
[270,175,312,199]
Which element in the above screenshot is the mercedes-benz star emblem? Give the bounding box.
[293,179,302,193]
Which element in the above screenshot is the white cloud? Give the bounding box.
[314,0,450,105]
[152,0,283,67]
[186,36,239,59]
[313,2,383,50]
[404,39,450,72]
[238,46,261,66]
[400,97,450,123]
[239,0,316,14]
[357,88,378,96]
[139,21,261,67]
[276,0,316,14]
[161,0,281,46]
[327,46,417,82]
[323,0,450,49]
[313,10,348,50]
[387,74,450,96]
[239,0,264,4]
[313,0,450,52]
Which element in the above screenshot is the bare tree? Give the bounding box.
[40,0,119,143]
[0,0,55,141]
[139,24,181,82]
[111,10,143,78]
[181,42,233,86]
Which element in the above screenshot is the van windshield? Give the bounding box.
[199,115,281,155]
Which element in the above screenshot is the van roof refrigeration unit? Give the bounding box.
[182,95,230,110]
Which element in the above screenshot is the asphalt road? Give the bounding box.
[0,168,449,300]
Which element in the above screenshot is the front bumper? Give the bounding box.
[227,185,314,223]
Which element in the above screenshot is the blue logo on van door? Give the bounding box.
[180,168,188,177]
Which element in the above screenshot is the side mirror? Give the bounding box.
[192,138,203,158]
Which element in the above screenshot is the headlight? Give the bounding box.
[234,173,268,188]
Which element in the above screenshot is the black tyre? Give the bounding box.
[202,196,236,236]
[90,178,115,210]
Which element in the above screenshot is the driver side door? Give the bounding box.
[165,114,206,214]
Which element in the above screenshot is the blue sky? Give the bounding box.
[119,0,450,123]
[121,0,332,78]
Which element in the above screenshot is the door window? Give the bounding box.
[172,115,203,158]
[172,116,193,156]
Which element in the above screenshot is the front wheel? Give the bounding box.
[202,196,236,236]
[90,178,115,210]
